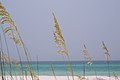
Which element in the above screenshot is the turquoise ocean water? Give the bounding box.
[0,61,120,76]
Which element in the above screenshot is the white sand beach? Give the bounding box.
[0,76,120,80]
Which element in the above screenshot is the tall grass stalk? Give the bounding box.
[0,35,4,80]
[83,61,85,77]
[52,12,74,80]
[37,55,39,80]
[0,55,4,80]
[25,70,27,80]
[102,41,119,80]
[53,30,70,80]
[61,54,70,80]
[1,53,6,80]
[82,44,98,79]
[102,41,111,80]
[50,63,57,80]
[64,44,74,80]
[82,44,90,77]
[66,71,70,80]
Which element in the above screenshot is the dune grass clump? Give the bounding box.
[82,44,92,76]
[102,41,111,79]
[0,2,38,80]
[82,44,98,80]
[52,12,74,80]
[102,41,120,80]
[0,51,22,80]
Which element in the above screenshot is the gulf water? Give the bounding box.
[0,60,120,76]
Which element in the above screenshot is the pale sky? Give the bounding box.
[1,0,120,61]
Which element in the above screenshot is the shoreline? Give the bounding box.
[0,76,120,80]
